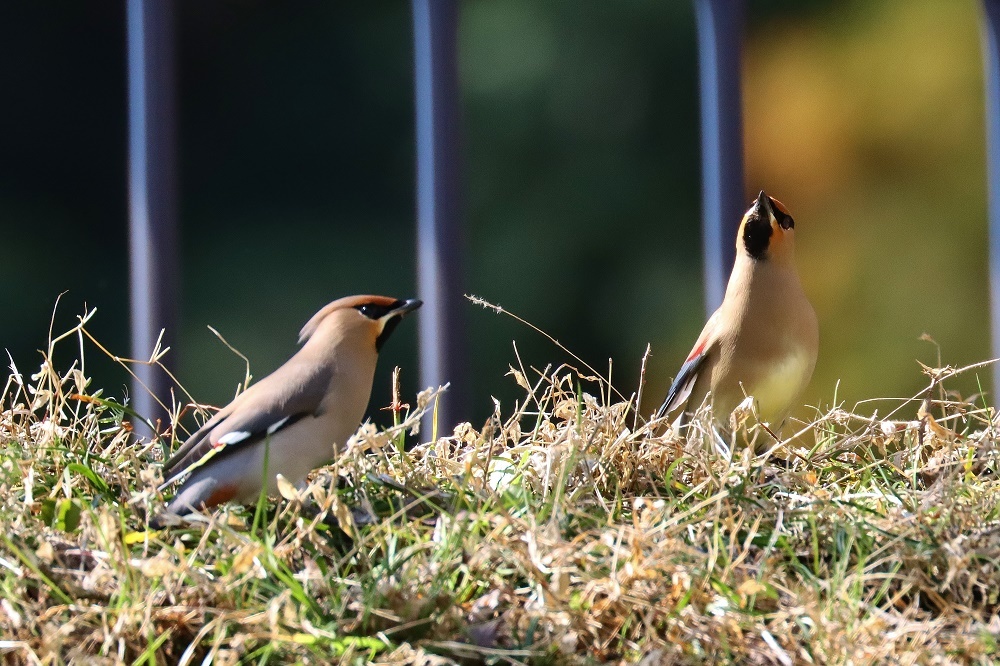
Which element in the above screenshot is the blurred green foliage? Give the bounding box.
[0,0,990,430]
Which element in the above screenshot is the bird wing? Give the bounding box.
[160,404,234,479]
[656,313,719,420]
[160,364,328,487]
[656,346,708,420]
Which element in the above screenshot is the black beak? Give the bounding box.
[390,298,422,318]
[755,190,773,219]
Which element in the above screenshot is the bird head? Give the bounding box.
[298,295,422,350]
[738,190,796,263]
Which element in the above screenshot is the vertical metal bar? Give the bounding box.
[412,0,467,436]
[127,0,178,434]
[694,0,746,314]
[985,0,1000,393]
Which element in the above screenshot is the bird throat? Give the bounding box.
[742,214,773,260]
[376,317,402,351]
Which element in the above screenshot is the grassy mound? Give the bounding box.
[2,310,999,664]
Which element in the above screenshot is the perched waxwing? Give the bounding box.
[656,191,818,429]
[155,295,421,523]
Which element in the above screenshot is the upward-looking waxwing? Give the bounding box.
[156,295,421,522]
[657,191,818,428]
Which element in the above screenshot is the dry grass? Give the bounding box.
[3,305,1000,665]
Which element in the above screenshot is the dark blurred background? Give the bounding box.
[1,0,990,431]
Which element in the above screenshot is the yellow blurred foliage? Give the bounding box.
[745,0,990,419]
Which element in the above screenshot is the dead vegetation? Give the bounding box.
[3,306,1000,665]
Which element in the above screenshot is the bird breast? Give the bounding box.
[742,346,814,424]
[717,260,817,424]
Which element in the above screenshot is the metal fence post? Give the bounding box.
[127,0,178,435]
[985,0,1000,394]
[412,0,467,437]
[694,0,746,314]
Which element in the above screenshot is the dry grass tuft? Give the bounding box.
[3,306,1000,664]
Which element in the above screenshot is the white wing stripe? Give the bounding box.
[266,416,290,435]
[217,430,252,446]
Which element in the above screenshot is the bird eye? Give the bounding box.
[356,303,388,319]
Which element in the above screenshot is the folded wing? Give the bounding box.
[160,366,329,487]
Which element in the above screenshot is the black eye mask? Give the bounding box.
[355,301,405,320]
[773,210,794,230]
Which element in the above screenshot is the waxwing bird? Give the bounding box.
[656,191,818,429]
[155,295,422,522]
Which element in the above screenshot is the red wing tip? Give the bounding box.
[686,341,707,362]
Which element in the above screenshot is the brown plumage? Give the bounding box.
[156,294,421,522]
[657,191,818,428]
